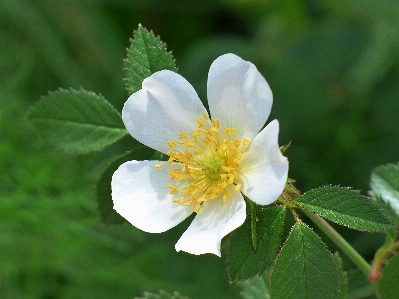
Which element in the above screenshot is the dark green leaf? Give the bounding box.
[296,186,391,231]
[370,163,399,220]
[96,146,154,224]
[26,88,127,154]
[226,205,285,282]
[125,24,177,95]
[270,222,338,299]
[135,290,190,299]
[377,254,399,299]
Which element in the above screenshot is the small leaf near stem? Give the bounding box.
[249,200,258,252]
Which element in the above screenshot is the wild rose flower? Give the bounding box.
[111,53,288,256]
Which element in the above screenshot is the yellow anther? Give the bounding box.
[243,138,251,146]
[168,141,177,148]
[220,144,228,152]
[222,166,231,172]
[208,127,219,136]
[192,130,201,138]
[212,119,220,128]
[197,118,205,128]
[185,140,195,147]
[154,163,165,168]
[203,112,210,120]
[235,183,242,192]
[179,132,188,139]
[204,137,211,145]
[185,150,193,159]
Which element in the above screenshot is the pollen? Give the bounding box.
[165,115,251,213]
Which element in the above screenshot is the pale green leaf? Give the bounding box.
[135,290,190,299]
[239,273,270,299]
[125,24,177,95]
[26,88,127,154]
[225,205,285,282]
[370,163,399,219]
[270,222,338,299]
[296,186,391,231]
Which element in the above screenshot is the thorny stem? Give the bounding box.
[369,237,399,282]
[302,208,372,278]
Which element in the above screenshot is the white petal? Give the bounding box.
[238,120,288,205]
[207,53,273,141]
[112,160,193,233]
[175,188,246,256]
[122,70,207,154]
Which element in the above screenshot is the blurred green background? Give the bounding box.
[1,0,398,298]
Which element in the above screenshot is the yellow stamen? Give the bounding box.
[166,116,251,212]
[154,163,165,168]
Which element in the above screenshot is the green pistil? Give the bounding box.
[204,156,226,180]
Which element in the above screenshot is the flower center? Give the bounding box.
[204,156,226,180]
[155,112,250,213]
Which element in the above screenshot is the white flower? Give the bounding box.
[111,53,288,256]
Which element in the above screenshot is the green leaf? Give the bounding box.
[225,205,285,282]
[26,88,127,154]
[377,254,399,299]
[96,146,154,224]
[125,24,177,95]
[334,252,348,299]
[136,290,190,299]
[370,163,399,219]
[296,186,391,231]
[239,273,270,299]
[270,222,338,299]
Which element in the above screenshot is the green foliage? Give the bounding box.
[225,205,285,282]
[96,146,154,224]
[377,254,399,299]
[370,163,399,218]
[296,186,391,231]
[270,222,338,299]
[239,274,270,299]
[124,25,177,95]
[26,88,127,154]
[136,290,190,299]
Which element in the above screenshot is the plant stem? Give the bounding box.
[301,208,371,277]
